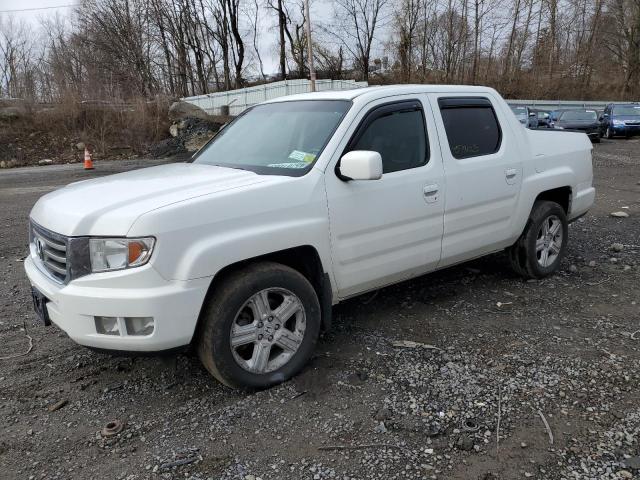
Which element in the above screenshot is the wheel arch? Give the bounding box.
[534,186,572,214]
[192,245,333,345]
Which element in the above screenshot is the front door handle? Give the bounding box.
[423,184,439,203]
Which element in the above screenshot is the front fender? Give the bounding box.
[129,170,335,284]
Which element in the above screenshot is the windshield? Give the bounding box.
[193,100,351,175]
[560,110,598,121]
[612,105,640,117]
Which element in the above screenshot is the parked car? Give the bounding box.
[25,85,595,389]
[599,103,640,138]
[533,109,554,128]
[510,105,539,128]
[554,109,601,143]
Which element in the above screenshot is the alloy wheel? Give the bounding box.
[229,288,306,374]
[536,214,563,267]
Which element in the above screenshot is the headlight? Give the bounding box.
[612,119,624,126]
[89,237,155,272]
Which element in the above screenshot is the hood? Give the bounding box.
[557,120,599,129]
[611,113,640,122]
[612,115,640,122]
[30,163,270,236]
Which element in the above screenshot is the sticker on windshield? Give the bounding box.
[267,162,308,169]
[288,150,316,163]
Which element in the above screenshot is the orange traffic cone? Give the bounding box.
[83,147,94,170]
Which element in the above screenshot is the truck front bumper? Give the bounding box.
[24,257,210,352]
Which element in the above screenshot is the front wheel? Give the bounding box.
[508,201,568,279]
[606,126,615,139]
[197,262,321,389]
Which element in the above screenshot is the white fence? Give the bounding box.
[182,79,368,116]
[182,79,636,116]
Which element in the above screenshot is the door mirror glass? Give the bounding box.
[529,112,537,117]
[339,151,383,180]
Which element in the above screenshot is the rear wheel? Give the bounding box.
[197,262,321,389]
[508,201,568,279]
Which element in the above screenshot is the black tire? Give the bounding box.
[606,126,615,139]
[507,201,568,279]
[197,262,321,390]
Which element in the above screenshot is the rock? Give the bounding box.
[75,142,85,151]
[456,434,474,451]
[588,260,597,267]
[374,408,392,421]
[0,105,24,120]
[610,211,629,218]
[38,159,53,166]
[185,132,215,152]
[374,421,387,434]
[0,160,6,168]
[520,442,528,448]
[244,475,256,480]
[624,265,632,271]
[168,101,210,120]
[624,456,640,470]
[169,124,179,138]
[611,243,624,252]
[569,264,578,273]
[618,470,633,479]
[610,257,618,264]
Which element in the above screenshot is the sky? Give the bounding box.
[0,0,79,21]
[0,0,338,76]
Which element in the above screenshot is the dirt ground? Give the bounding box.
[0,140,639,480]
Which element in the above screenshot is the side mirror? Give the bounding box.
[529,112,537,117]
[339,150,383,181]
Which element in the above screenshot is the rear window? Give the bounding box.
[439,98,502,159]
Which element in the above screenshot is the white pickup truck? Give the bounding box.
[25,85,595,388]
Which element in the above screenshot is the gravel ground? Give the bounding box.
[1,140,639,480]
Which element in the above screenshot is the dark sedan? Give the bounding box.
[554,109,601,143]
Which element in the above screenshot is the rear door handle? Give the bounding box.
[423,184,439,203]
[505,168,517,178]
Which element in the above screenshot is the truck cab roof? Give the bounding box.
[263,84,500,105]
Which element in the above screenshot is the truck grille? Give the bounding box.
[31,222,69,283]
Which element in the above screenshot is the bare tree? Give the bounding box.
[394,0,421,82]
[334,0,389,81]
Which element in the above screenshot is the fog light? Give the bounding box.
[124,317,154,336]
[95,316,120,335]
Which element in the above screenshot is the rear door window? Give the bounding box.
[438,97,502,159]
